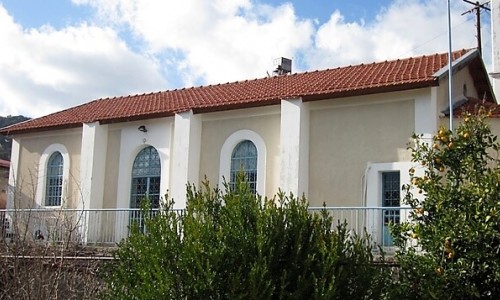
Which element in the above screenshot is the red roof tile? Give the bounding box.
[453,97,500,118]
[0,49,485,135]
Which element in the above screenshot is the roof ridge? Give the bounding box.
[92,90,167,102]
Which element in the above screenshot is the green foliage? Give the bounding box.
[104,178,389,299]
[392,110,500,299]
[0,115,30,160]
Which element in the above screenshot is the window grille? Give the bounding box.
[230,140,257,193]
[130,146,161,230]
[45,152,63,206]
[382,171,400,246]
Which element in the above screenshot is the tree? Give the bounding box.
[0,115,30,160]
[104,178,389,299]
[391,109,500,299]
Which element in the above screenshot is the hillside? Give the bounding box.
[0,115,30,160]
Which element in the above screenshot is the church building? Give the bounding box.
[0,48,495,244]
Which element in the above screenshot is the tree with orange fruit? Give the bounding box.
[390,108,500,299]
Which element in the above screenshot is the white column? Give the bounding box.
[80,122,108,210]
[491,0,500,99]
[80,122,108,243]
[7,138,20,209]
[170,110,201,209]
[280,98,309,197]
[78,122,108,244]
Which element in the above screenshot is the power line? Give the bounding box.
[402,18,470,56]
[462,0,490,55]
[400,19,470,56]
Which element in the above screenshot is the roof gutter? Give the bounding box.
[0,123,83,136]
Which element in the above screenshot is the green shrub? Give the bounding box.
[392,110,500,299]
[104,178,389,299]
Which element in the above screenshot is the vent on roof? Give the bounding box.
[273,57,292,76]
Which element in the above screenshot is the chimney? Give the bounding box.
[273,57,292,76]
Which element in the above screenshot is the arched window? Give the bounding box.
[45,152,63,206]
[230,140,258,193]
[220,130,266,195]
[130,146,161,209]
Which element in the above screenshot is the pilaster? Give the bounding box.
[7,138,20,209]
[280,98,309,197]
[80,122,108,210]
[170,110,201,209]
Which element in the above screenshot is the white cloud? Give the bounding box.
[1,0,493,118]
[0,4,167,118]
[73,0,315,85]
[306,0,483,70]
[74,0,489,85]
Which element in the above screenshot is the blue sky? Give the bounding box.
[262,0,394,23]
[0,0,491,117]
[2,0,92,28]
[2,0,394,29]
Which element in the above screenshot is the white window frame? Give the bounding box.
[114,120,172,242]
[219,130,266,195]
[36,144,70,208]
[365,162,413,248]
[45,152,64,206]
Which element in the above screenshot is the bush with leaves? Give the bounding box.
[391,110,500,299]
[104,178,389,299]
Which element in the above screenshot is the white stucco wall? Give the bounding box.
[219,129,267,195]
[199,106,281,198]
[80,122,108,211]
[280,98,309,197]
[35,143,71,208]
[115,118,172,210]
[170,111,202,208]
[308,93,415,207]
[102,127,121,209]
[436,65,481,115]
[11,128,82,209]
[7,138,20,209]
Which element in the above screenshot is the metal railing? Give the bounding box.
[0,208,184,246]
[1,207,410,247]
[309,207,412,248]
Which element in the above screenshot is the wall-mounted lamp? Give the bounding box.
[138,125,148,133]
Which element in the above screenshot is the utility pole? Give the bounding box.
[462,0,490,55]
[448,0,454,131]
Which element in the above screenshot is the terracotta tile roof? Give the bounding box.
[0,49,483,135]
[453,97,500,118]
